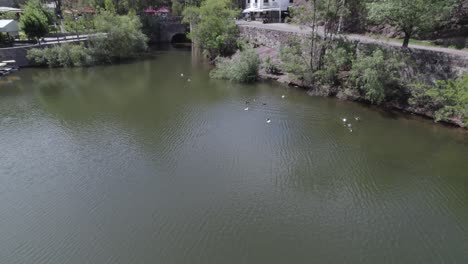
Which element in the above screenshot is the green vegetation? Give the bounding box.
[210,47,260,83]
[20,0,55,41]
[315,42,354,85]
[410,75,468,126]
[287,0,348,82]
[0,12,18,20]
[275,0,467,127]
[368,0,457,47]
[27,43,93,67]
[280,34,401,104]
[172,0,184,16]
[182,0,239,60]
[350,49,401,104]
[281,0,355,87]
[63,13,95,34]
[27,11,148,67]
[280,37,314,84]
[91,10,148,61]
[263,56,281,75]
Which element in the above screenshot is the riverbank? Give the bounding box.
[238,23,468,128]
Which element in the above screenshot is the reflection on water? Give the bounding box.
[0,47,467,264]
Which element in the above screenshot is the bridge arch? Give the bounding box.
[170,33,190,43]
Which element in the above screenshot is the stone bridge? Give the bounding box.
[142,16,190,43]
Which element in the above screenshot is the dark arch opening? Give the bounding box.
[171,33,190,44]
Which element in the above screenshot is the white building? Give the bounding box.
[242,0,295,22]
[245,0,294,12]
[242,0,294,22]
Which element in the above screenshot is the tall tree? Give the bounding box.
[182,0,239,60]
[368,0,457,47]
[20,0,54,42]
[289,0,347,71]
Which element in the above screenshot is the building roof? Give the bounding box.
[0,19,19,32]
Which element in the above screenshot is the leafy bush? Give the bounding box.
[412,75,468,126]
[263,56,281,75]
[27,44,93,67]
[315,42,354,85]
[210,48,260,83]
[280,36,314,85]
[26,48,47,65]
[281,36,354,86]
[350,49,400,104]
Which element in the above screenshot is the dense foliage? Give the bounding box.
[368,0,457,47]
[280,33,405,104]
[182,0,239,60]
[27,11,148,67]
[410,75,468,126]
[280,35,354,87]
[20,0,55,41]
[210,47,260,83]
[350,49,401,104]
[27,43,94,67]
[91,10,148,61]
[263,56,281,75]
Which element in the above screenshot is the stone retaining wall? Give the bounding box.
[239,25,468,84]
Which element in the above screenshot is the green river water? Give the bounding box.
[0,46,467,263]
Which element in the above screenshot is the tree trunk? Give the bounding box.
[402,32,411,48]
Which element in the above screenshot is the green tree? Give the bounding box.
[20,0,54,42]
[91,10,148,61]
[289,0,347,72]
[368,0,457,48]
[182,0,239,60]
[105,0,116,13]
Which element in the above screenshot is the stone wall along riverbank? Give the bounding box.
[238,24,468,84]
